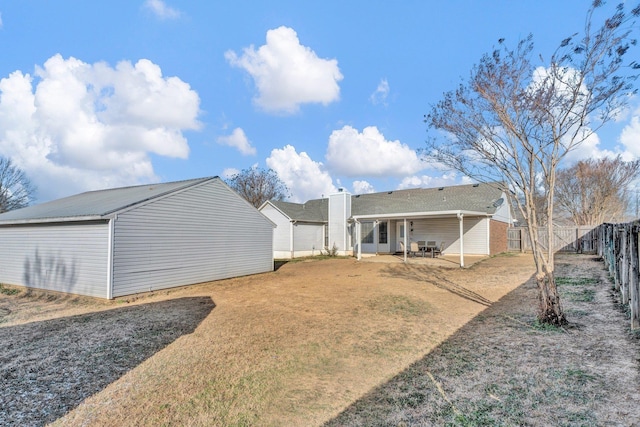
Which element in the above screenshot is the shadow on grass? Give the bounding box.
[383,264,494,306]
[0,296,215,427]
[324,276,537,426]
[326,255,637,426]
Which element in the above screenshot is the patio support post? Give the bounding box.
[356,220,362,261]
[457,212,465,268]
[375,220,379,255]
[403,218,408,263]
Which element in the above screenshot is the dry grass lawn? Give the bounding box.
[1,253,638,426]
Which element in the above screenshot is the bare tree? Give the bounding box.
[424,2,639,325]
[226,167,290,208]
[0,157,36,213]
[556,156,640,225]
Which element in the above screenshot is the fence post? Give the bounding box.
[622,226,629,305]
[630,224,640,329]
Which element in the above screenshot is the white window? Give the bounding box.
[362,222,374,244]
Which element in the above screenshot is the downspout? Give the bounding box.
[457,212,465,268]
[106,216,115,300]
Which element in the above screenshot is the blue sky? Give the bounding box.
[0,0,638,203]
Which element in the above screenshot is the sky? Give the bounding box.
[0,0,638,204]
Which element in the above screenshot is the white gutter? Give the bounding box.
[351,210,490,221]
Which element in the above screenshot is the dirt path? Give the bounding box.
[1,253,638,426]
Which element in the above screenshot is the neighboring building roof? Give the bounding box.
[351,182,504,217]
[264,182,505,222]
[0,177,216,225]
[269,199,328,222]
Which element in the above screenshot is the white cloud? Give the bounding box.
[396,172,467,190]
[0,12,3,29]
[144,0,181,20]
[225,26,343,114]
[369,78,389,106]
[620,113,640,159]
[325,125,424,177]
[353,180,375,194]
[221,167,240,179]
[0,54,201,202]
[266,145,337,202]
[216,127,256,156]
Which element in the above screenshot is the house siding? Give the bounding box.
[111,180,273,297]
[409,217,488,255]
[0,222,110,298]
[328,192,351,255]
[260,203,291,254]
[293,223,324,256]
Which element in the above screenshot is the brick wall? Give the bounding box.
[490,219,509,255]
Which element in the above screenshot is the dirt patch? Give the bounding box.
[0,253,637,426]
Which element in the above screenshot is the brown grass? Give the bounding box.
[0,253,638,426]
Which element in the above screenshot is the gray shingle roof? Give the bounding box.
[0,177,216,224]
[351,182,504,217]
[270,199,328,222]
[268,182,504,222]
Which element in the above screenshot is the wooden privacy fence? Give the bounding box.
[596,221,640,330]
[508,226,598,254]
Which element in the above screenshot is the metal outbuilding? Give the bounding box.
[0,177,274,299]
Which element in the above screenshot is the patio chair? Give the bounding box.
[426,241,437,257]
[433,241,445,257]
[410,241,420,257]
[417,240,426,256]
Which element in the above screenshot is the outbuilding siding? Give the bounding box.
[111,180,273,297]
[0,222,110,298]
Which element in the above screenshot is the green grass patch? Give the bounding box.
[564,289,596,303]
[0,284,20,296]
[532,320,564,333]
[556,277,598,287]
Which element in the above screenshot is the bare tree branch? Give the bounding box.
[225,168,290,208]
[424,2,639,325]
[0,157,36,213]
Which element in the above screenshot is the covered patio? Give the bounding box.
[352,210,493,268]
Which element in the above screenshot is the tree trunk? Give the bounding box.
[536,271,567,326]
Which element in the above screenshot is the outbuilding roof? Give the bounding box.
[0,177,216,225]
[264,182,505,222]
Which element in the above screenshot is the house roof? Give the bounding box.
[265,182,505,222]
[351,182,504,217]
[0,177,216,225]
[269,199,328,222]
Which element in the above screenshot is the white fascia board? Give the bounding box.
[259,200,292,221]
[351,210,492,221]
[0,215,106,225]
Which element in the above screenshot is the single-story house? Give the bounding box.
[0,177,274,299]
[259,182,512,266]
